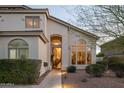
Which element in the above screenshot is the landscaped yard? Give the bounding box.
[62,70,124,88]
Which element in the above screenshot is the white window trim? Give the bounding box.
[71,39,91,65]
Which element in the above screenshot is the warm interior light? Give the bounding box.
[28,21,33,26]
[51,36,62,69]
[61,72,67,75]
[52,39,61,46]
[53,42,60,46]
[52,84,62,88]
[51,36,61,46]
[63,84,75,88]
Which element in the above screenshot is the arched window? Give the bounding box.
[51,35,62,46]
[71,39,87,65]
[77,40,86,64]
[8,39,29,59]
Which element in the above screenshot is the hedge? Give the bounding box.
[86,64,106,77]
[96,61,108,66]
[0,59,42,84]
[108,61,124,78]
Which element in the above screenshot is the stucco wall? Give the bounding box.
[0,12,97,70]
[0,36,39,59]
[70,28,97,69]
[47,19,97,70]
[0,36,48,76]
[47,19,69,70]
[0,14,47,34]
[38,37,49,75]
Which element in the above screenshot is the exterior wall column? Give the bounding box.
[85,44,87,64]
[92,44,96,64]
[68,27,71,66]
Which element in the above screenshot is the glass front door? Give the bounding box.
[51,47,61,69]
[51,35,62,69]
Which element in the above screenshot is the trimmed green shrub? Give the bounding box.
[109,62,124,78]
[96,61,108,70]
[0,59,42,84]
[86,64,106,77]
[96,61,108,66]
[96,52,104,57]
[67,66,76,73]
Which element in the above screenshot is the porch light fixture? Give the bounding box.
[53,42,61,46]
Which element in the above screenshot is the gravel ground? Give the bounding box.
[62,70,124,88]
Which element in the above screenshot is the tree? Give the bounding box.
[72,5,124,44]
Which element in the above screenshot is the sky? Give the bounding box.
[29,5,101,54]
[29,5,75,22]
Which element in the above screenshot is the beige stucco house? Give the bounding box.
[0,5,99,76]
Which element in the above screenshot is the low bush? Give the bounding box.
[96,52,104,57]
[67,66,76,73]
[96,61,108,70]
[108,61,117,69]
[109,62,124,78]
[0,59,42,84]
[96,61,108,66]
[85,64,106,77]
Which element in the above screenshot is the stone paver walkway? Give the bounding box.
[0,70,62,88]
[38,70,62,88]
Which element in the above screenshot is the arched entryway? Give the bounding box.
[51,35,62,70]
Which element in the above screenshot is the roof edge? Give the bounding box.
[0,31,49,43]
[0,5,99,39]
[48,15,99,39]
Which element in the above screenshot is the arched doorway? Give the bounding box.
[51,35,62,69]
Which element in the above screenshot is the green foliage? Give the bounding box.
[96,61,108,70]
[108,62,124,78]
[101,36,124,51]
[0,59,41,84]
[96,52,104,57]
[67,66,76,73]
[86,64,106,77]
[96,61,108,66]
[108,56,124,63]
